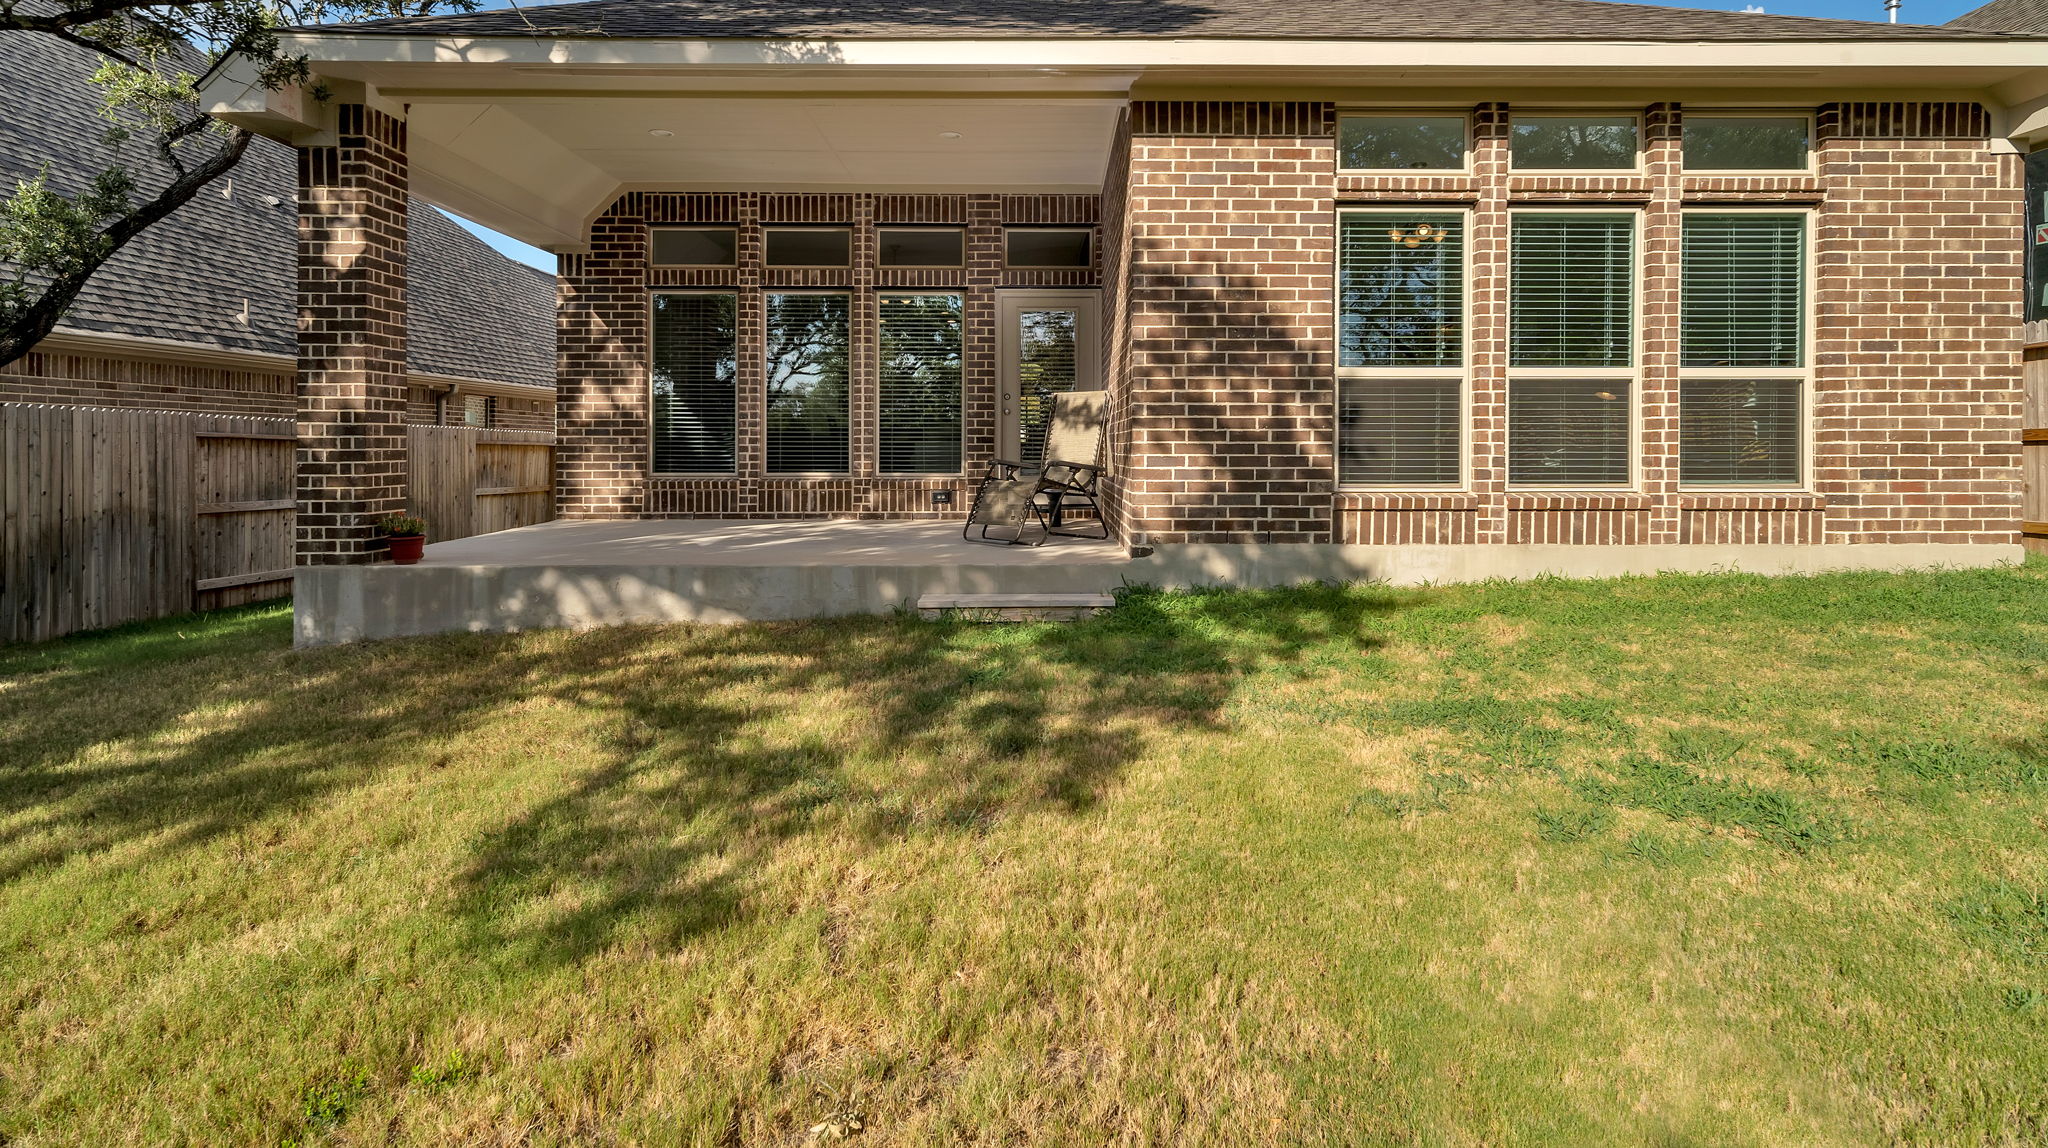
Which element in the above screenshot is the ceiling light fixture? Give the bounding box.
[938,131,963,141]
[647,128,674,138]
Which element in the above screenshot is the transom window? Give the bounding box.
[1509,211,1636,486]
[1337,114,1469,172]
[651,227,738,267]
[1336,210,1466,487]
[878,228,965,268]
[1679,211,1808,487]
[765,228,852,268]
[1510,114,1640,171]
[1005,228,1092,269]
[1682,115,1812,172]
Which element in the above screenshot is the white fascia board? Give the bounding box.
[275,32,2048,74]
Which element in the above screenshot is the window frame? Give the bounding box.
[1507,110,1646,175]
[1506,205,1642,491]
[876,226,967,269]
[763,226,854,269]
[1334,110,1473,175]
[762,289,854,476]
[1678,110,1817,175]
[1003,227,1094,270]
[646,288,742,478]
[1676,205,1814,492]
[876,290,968,477]
[649,226,740,268]
[1334,205,1473,492]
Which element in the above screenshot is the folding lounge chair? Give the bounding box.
[963,389,1110,546]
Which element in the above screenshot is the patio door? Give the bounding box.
[998,291,1101,465]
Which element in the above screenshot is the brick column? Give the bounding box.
[1469,103,1511,545]
[1122,101,1337,545]
[295,102,408,564]
[556,195,650,518]
[1641,102,1684,545]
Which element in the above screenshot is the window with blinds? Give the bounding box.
[1508,380,1631,486]
[651,293,738,473]
[1681,213,1805,367]
[1340,380,1461,486]
[1339,212,1464,367]
[1680,379,1800,486]
[765,293,850,473]
[1511,213,1634,366]
[878,293,963,473]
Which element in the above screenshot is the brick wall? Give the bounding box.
[295,103,410,564]
[556,191,1101,519]
[1309,99,2019,547]
[1813,104,2023,545]
[1119,101,1338,544]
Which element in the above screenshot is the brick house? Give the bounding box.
[0,31,556,427]
[201,0,2048,580]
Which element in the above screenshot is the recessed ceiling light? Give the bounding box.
[938,131,963,141]
[647,128,674,138]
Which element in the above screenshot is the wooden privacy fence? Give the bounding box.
[405,425,554,542]
[1,403,554,643]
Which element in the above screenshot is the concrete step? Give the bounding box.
[917,592,1115,621]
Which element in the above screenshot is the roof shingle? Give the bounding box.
[317,0,2028,41]
[1949,0,2048,32]
[0,30,556,389]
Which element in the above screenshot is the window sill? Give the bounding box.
[1337,491,1479,511]
[1506,492,1650,510]
[1678,492,1825,511]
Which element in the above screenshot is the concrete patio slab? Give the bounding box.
[414,518,1128,567]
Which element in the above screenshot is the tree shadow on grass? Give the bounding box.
[0,584,1403,968]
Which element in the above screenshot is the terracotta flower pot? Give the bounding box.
[387,534,426,565]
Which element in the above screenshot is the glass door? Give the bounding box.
[998,292,1101,465]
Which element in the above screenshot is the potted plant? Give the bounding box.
[375,513,429,565]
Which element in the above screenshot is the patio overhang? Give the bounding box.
[198,32,2048,251]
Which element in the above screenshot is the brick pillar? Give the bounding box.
[1815,102,2024,545]
[1122,101,1337,545]
[1641,102,1684,545]
[295,102,408,564]
[557,195,650,518]
[1468,103,1511,545]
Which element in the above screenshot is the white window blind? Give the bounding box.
[878,294,964,474]
[1681,213,1805,367]
[765,293,850,473]
[1511,214,1634,367]
[1339,380,1461,486]
[651,293,738,473]
[1339,213,1464,367]
[1680,378,1800,486]
[1508,380,1631,486]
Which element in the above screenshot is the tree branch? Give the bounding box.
[0,0,219,36]
[0,128,253,369]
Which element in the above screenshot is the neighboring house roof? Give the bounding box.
[0,30,556,389]
[319,0,2025,41]
[1949,0,2048,32]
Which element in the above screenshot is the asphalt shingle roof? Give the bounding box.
[0,30,556,389]
[1949,0,2048,32]
[318,0,2027,41]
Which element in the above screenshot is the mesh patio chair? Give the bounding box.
[963,389,1110,546]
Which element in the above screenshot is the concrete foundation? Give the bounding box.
[290,519,2025,646]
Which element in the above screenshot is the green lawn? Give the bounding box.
[3,562,2047,1146]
